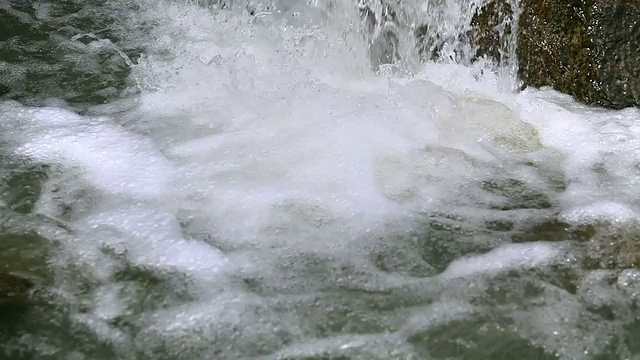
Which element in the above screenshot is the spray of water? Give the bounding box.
[1,0,640,359]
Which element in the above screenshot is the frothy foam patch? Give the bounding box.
[440,242,564,279]
[84,206,227,278]
[516,89,640,221]
[117,1,568,252]
[560,201,639,225]
[0,100,228,329]
[1,102,174,201]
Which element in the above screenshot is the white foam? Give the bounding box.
[515,88,640,222]
[440,242,564,279]
[115,0,563,252]
[84,206,227,278]
[560,201,639,225]
[1,103,174,201]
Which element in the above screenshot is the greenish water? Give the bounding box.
[1,1,640,359]
[0,0,144,107]
[1,158,638,359]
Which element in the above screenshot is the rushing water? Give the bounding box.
[1,0,640,359]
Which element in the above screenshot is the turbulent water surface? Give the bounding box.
[1,0,640,359]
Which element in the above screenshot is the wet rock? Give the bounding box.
[0,231,52,311]
[508,218,640,272]
[295,289,417,338]
[0,163,49,214]
[0,232,50,271]
[624,319,640,355]
[469,0,513,64]
[480,178,553,210]
[484,218,515,231]
[0,3,50,42]
[0,195,57,310]
[511,219,596,243]
[0,0,146,106]
[517,0,640,109]
[415,216,505,273]
[407,317,558,359]
[371,243,437,278]
[522,157,568,193]
[110,263,197,313]
[0,82,9,97]
[580,226,640,270]
[438,0,639,108]
[0,272,36,308]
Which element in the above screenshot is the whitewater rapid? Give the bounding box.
[1,0,640,359]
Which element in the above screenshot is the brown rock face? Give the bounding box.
[470,0,513,64]
[516,0,640,109]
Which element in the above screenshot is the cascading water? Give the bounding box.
[1,1,640,359]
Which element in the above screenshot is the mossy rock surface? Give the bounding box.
[470,0,513,64]
[468,0,639,109]
[517,0,640,109]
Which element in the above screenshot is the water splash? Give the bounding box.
[1,0,640,359]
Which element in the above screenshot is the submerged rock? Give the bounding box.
[517,0,640,109]
[481,178,554,210]
[511,219,596,243]
[0,272,36,308]
[0,163,59,310]
[509,216,640,271]
[581,227,640,270]
[407,316,558,360]
[0,231,52,310]
[0,0,146,107]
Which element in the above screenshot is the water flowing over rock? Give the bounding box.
[516,0,640,109]
[469,0,513,65]
[358,0,403,70]
[465,0,640,109]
